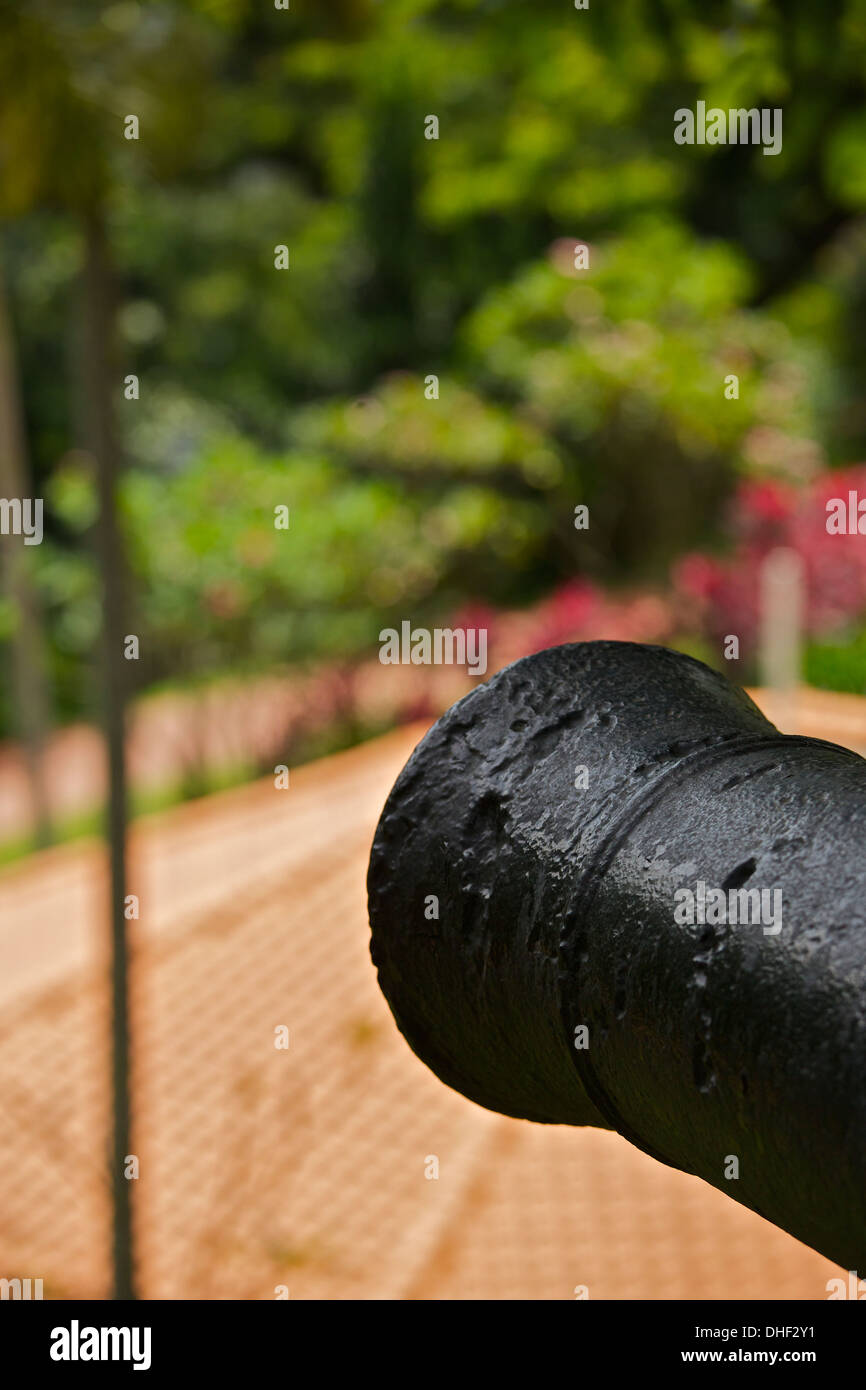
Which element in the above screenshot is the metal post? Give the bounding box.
[82,205,136,1301]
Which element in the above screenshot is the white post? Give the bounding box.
[759,547,804,731]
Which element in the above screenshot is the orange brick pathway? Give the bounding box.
[0,688,857,1298]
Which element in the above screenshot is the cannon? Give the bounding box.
[367,641,866,1270]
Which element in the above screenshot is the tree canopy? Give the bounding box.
[2,0,866,724]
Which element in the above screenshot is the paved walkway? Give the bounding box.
[0,692,856,1299]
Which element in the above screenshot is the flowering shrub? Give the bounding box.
[671,468,866,662]
[446,466,866,695]
[128,464,866,789]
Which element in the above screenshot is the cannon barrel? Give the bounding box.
[367,641,866,1269]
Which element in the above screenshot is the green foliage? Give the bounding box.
[805,631,866,695]
[4,0,866,729]
[460,216,826,573]
[120,427,542,681]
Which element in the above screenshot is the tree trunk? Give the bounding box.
[81,204,136,1301]
[0,252,53,847]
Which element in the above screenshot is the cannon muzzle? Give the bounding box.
[368,641,866,1269]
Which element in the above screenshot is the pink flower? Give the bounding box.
[673,553,723,603]
[449,601,498,642]
[735,479,796,530]
[668,466,866,649]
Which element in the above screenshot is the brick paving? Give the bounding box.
[0,690,858,1299]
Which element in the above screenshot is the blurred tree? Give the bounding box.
[4,0,866,723]
[0,0,138,1302]
[0,257,52,845]
[0,0,227,1299]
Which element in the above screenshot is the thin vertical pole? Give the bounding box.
[82,205,136,1301]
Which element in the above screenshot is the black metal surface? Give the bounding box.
[368,640,866,1269]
